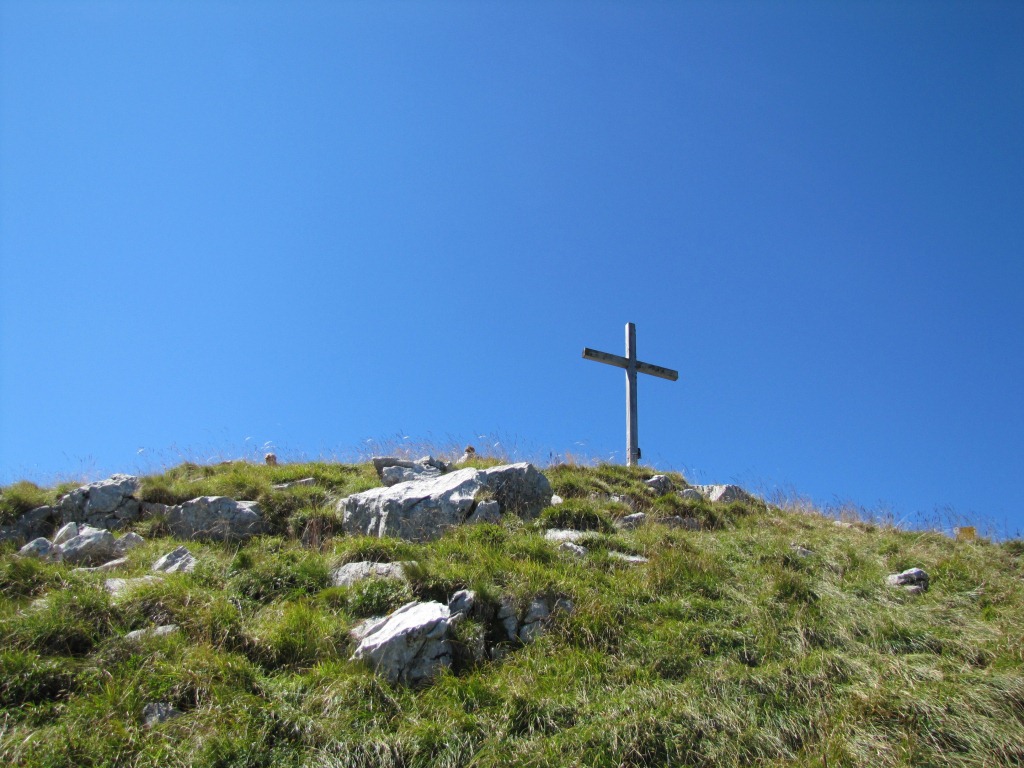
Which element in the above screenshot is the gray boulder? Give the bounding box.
[166,496,264,542]
[142,702,182,727]
[350,601,453,687]
[52,522,79,547]
[114,531,145,555]
[518,598,551,643]
[339,463,550,542]
[60,526,118,565]
[152,546,197,573]
[617,512,647,530]
[679,488,703,502]
[59,474,141,529]
[559,541,588,557]
[330,561,408,588]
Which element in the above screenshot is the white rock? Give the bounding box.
[791,545,814,558]
[272,478,316,490]
[448,589,476,618]
[330,561,408,588]
[679,488,703,502]
[126,624,179,642]
[60,527,118,565]
[153,546,197,573]
[58,474,141,529]
[73,557,129,573]
[694,484,753,504]
[544,529,589,543]
[372,456,450,486]
[350,601,453,686]
[166,497,264,542]
[52,522,79,547]
[550,494,564,506]
[340,463,551,542]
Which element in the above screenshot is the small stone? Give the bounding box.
[519,598,551,643]
[550,494,564,506]
[142,701,182,727]
[497,597,519,641]
[152,546,197,573]
[791,544,814,558]
[349,601,453,687]
[105,575,162,598]
[663,516,701,531]
[694,484,752,504]
[52,521,79,547]
[74,557,130,573]
[544,529,588,543]
[60,527,118,565]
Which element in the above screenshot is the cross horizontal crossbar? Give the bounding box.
[582,348,679,381]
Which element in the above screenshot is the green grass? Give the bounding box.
[1,458,1022,767]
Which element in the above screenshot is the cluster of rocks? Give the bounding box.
[3,474,268,547]
[339,460,552,542]
[336,558,571,686]
[642,474,755,505]
[18,522,143,566]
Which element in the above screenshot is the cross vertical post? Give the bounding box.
[582,322,679,467]
[625,322,639,466]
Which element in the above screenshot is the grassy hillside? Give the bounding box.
[1,459,1022,767]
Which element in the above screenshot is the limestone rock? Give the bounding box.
[679,488,703,502]
[330,561,408,588]
[518,598,551,643]
[153,546,197,573]
[350,601,453,687]
[645,475,674,495]
[73,557,129,573]
[791,544,814,558]
[550,494,564,506]
[609,551,649,564]
[372,456,451,486]
[59,475,141,529]
[887,567,929,593]
[663,516,701,531]
[694,484,753,504]
[544,529,593,544]
[497,597,519,641]
[60,526,118,565]
[467,500,501,524]
[18,505,58,542]
[166,496,265,542]
[339,462,550,542]
[559,541,588,557]
[448,589,476,619]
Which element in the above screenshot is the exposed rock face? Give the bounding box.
[152,546,197,573]
[59,475,142,529]
[330,561,408,587]
[166,497,264,542]
[887,567,929,594]
[60,526,118,565]
[372,456,451,487]
[52,522,79,547]
[339,463,551,542]
[350,601,453,686]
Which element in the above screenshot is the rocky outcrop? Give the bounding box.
[166,497,265,542]
[350,601,453,687]
[60,526,118,565]
[58,475,142,530]
[339,463,551,542]
[644,475,674,495]
[694,484,754,504]
[372,456,451,487]
[1,505,60,544]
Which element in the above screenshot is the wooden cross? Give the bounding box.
[583,322,678,466]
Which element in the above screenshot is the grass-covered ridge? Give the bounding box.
[1,458,1023,767]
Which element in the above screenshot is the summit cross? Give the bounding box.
[582,322,679,467]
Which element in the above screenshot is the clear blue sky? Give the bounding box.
[2,2,1022,535]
